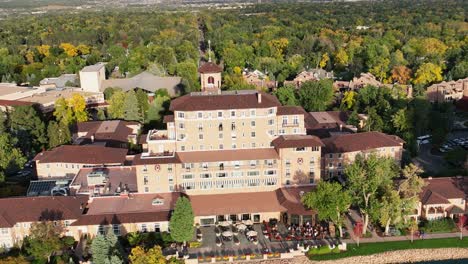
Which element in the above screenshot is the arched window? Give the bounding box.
[208,76,215,84]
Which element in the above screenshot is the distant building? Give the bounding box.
[73,120,141,148]
[198,61,222,94]
[284,69,334,89]
[39,74,78,89]
[101,72,183,97]
[305,111,357,138]
[426,78,468,103]
[33,145,128,179]
[79,63,106,93]
[0,83,104,113]
[242,69,277,91]
[79,63,183,96]
[334,72,413,98]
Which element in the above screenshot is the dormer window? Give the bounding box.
[152,198,164,206]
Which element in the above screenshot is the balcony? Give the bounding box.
[282,122,299,128]
[148,130,173,141]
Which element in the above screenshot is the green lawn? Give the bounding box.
[309,238,468,261]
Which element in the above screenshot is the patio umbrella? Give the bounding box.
[246,230,257,237]
[220,221,231,227]
[243,220,253,226]
[237,224,247,230]
[222,231,233,237]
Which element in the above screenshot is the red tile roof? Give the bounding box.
[71,167,137,194]
[0,99,35,107]
[75,120,140,144]
[189,191,286,216]
[0,196,87,228]
[420,177,465,205]
[169,91,281,111]
[176,148,279,163]
[276,186,316,215]
[34,145,128,164]
[198,62,222,73]
[271,135,324,149]
[322,132,403,153]
[276,106,307,116]
[71,212,171,226]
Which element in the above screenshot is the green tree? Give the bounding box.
[129,245,166,264]
[97,108,106,120]
[24,221,64,263]
[298,79,334,111]
[123,90,141,121]
[147,95,169,127]
[9,105,47,155]
[107,90,126,119]
[53,97,73,125]
[136,89,149,122]
[345,154,398,235]
[47,121,71,149]
[364,107,384,132]
[0,110,6,133]
[0,133,26,183]
[377,188,403,236]
[91,232,123,264]
[169,197,194,244]
[104,87,121,100]
[347,110,360,128]
[274,85,298,106]
[302,181,351,237]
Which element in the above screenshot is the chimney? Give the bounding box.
[339,124,343,132]
[91,134,95,143]
[257,92,262,104]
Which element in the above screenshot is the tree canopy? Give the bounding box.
[169,196,195,243]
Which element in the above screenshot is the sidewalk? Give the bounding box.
[342,209,468,244]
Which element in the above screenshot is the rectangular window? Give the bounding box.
[183,174,194,180]
[231,111,236,117]
[282,116,288,125]
[329,154,333,158]
[144,187,149,193]
[113,224,121,236]
[179,123,184,129]
[177,112,185,118]
[98,225,105,235]
[268,119,274,125]
[218,133,223,139]
[219,144,224,150]
[268,108,274,115]
[198,134,203,140]
[293,115,299,125]
[251,121,256,127]
[285,160,291,167]
[197,112,203,118]
[216,172,227,178]
[180,146,185,151]
[218,111,223,118]
[1,228,8,235]
[279,129,285,135]
[200,173,211,179]
[232,144,237,149]
[251,132,256,138]
[250,110,256,116]
[286,169,291,178]
[141,224,148,232]
[247,171,260,177]
[198,124,203,132]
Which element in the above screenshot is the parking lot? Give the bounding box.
[439,136,468,153]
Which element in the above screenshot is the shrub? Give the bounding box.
[189,241,202,248]
[307,245,340,257]
[420,218,456,233]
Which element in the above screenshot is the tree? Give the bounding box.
[123,90,141,121]
[53,97,73,125]
[391,65,412,84]
[341,90,356,110]
[413,63,443,85]
[97,108,106,120]
[9,105,47,155]
[319,53,329,69]
[0,133,26,183]
[169,197,194,244]
[399,164,426,199]
[68,93,89,123]
[298,79,334,111]
[302,181,351,237]
[378,188,403,236]
[147,95,169,126]
[345,154,398,235]
[107,90,126,119]
[392,108,413,134]
[0,255,30,264]
[24,221,64,263]
[47,121,71,149]
[274,85,298,106]
[347,110,360,128]
[0,110,6,133]
[129,245,166,264]
[91,233,123,264]
[363,107,383,132]
[136,89,149,122]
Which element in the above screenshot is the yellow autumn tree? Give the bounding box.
[319,53,329,69]
[77,44,91,55]
[334,48,349,67]
[60,43,78,57]
[36,45,51,57]
[391,65,412,84]
[69,93,88,122]
[268,38,289,58]
[129,245,166,264]
[413,63,443,85]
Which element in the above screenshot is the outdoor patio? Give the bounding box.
[187,220,339,260]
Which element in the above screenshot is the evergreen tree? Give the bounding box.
[9,105,47,155]
[135,89,149,122]
[146,95,169,127]
[91,232,123,264]
[47,121,71,149]
[169,197,194,244]
[107,90,126,119]
[0,133,26,183]
[0,109,6,133]
[123,90,141,121]
[97,108,106,120]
